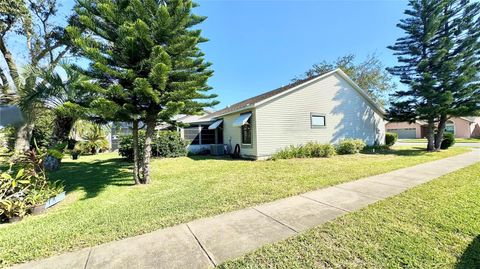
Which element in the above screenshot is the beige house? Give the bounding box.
[180,69,386,159]
[386,117,480,139]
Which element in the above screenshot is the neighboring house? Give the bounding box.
[386,117,480,139]
[184,69,386,159]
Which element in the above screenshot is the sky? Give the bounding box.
[193,0,408,109]
[6,0,409,110]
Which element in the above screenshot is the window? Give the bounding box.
[183,126,200,145]
[200,125,215,144]
[311,114,326,128]
[241,115,252,144]
[445,121,455,134]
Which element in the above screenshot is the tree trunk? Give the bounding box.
[141,116,156,184]
[132,119,141,185]
[14,114,35,153]
[50,116,75,147]
[426,120,435,151]
[434,114,447,150]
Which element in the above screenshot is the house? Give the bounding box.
[180,69,386,159]
[386,117,480,139]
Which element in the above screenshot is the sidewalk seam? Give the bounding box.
[299,195,351,213]
[252,207,299,233]
[83,248,92,269]
[186,223,216,268]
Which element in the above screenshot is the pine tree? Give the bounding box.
[430,0,479,150]
[68,0,217,184]
[387,0,446,151]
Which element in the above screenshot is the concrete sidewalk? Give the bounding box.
[10,150,480,269]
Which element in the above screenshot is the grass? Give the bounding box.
[220,162,480,269]
[0,147,470,267]
[399,138,480,143]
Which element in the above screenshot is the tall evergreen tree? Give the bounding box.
[387,0,447,151]
[68,0,217,184]
[430,0,479,150]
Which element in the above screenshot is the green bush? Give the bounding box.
[385,132,398,147]
[440,133,455,149]
[119,131,187,161]
[152,131,188,158]
[336,139,366,155]
[271,142,335,160]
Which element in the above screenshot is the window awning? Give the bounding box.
[233,112,252,127]
[208,119,223,130]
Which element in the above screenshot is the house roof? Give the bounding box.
[459,116,478,123]
[203,69,385,119]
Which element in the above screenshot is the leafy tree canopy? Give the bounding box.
[293,54,396,105]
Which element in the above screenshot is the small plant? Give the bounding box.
[440,133,455,149]
[385,132,398,147]
[46,149,64,160]
[336,139,366,154]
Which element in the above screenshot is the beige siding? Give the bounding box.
[255,73,385,157]
[222,110,257,158]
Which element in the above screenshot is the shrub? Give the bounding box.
[271,142,336,160]
[385,132,398,147]
[152,131,188,158]
[440,133,455,149]
[119,131,187,161]
[336,139,366,155]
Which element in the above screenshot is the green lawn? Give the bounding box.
[221,162,480,269]
[399,138,480,143]
[0,147,470,267]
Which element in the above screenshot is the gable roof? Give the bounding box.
[204,69,385,119]
[459,116,478,123]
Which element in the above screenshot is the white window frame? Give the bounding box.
[311,113,326,128]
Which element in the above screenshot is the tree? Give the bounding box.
[0,0,72,152]
[72,120,109,154]
[293,54,396,104]
[21,64,91,147]
[388,0,479,151]
[387,0,446,151]
[429,0,479,150]
[68,0,217,184]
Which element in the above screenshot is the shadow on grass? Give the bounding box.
[456,235,480,269]
[455,235,480,269]
[187,154,253,162]
[361,147,430,156]
[50,157,134,200]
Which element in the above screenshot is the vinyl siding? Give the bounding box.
[222,110,257,158]
[255,73,385,157]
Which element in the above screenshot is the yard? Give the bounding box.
[0,147,471,267]
[220,161,480,269]
[399,138,480,143]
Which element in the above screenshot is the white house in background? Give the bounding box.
[181,69,386,159]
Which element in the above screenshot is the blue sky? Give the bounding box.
[7,0,409,109]
[194,0,408,109]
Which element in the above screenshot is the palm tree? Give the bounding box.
[72,120,109,154]
[20,63,90,147]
